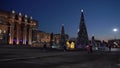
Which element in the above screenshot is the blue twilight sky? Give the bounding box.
[0,0,120,41]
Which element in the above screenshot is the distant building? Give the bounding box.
[0,9,38,45]
[36,24,69,46]
[54,33,69,45]
[36,30,69,47]
[77,9,89,48]
[53,34,61,44]
[37,31,50,43]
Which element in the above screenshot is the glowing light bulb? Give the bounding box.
[81,9,83,12]
[12,10,15,14]
[25,14,27,18]
[113,28,118,32]
[19,12,22,16]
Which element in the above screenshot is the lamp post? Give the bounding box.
[113,28,118,40]
[113,28,118,47]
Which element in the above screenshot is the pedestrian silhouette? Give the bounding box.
[108,45,111,52]
[86,44,92,53]
[43,43,47,51]
[90,45,92,53]
[63,45,66,52]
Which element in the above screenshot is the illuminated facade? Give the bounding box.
[37,31,50,43]
[53,34,61,44]
[0,10,38,45]
[66,41,75,49]
[37,30,69,46]
[54,34,69,44]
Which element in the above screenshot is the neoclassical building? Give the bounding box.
[0,10,38,45]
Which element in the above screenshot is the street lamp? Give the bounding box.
[113,28,118,40]
[113,28,118,32]
[113,28,118,47]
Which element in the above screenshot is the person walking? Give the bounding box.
[63,45,66,52]
[43,43,47,51]
[108,45,111,52]
[86,44,92,53]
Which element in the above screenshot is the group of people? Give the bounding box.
[43,43,112,52]
[43,43,67,51]
[86,44,112,53]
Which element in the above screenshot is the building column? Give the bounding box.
[9,10,15,45]
[28,27,32,45]
[9,25,14,45]
[16,23,20,45]
[23,24,27,45]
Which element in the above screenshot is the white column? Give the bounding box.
[9,25,14,45]
[28,27,32,45]
[23,24,27,45]
[16,23,20,45]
